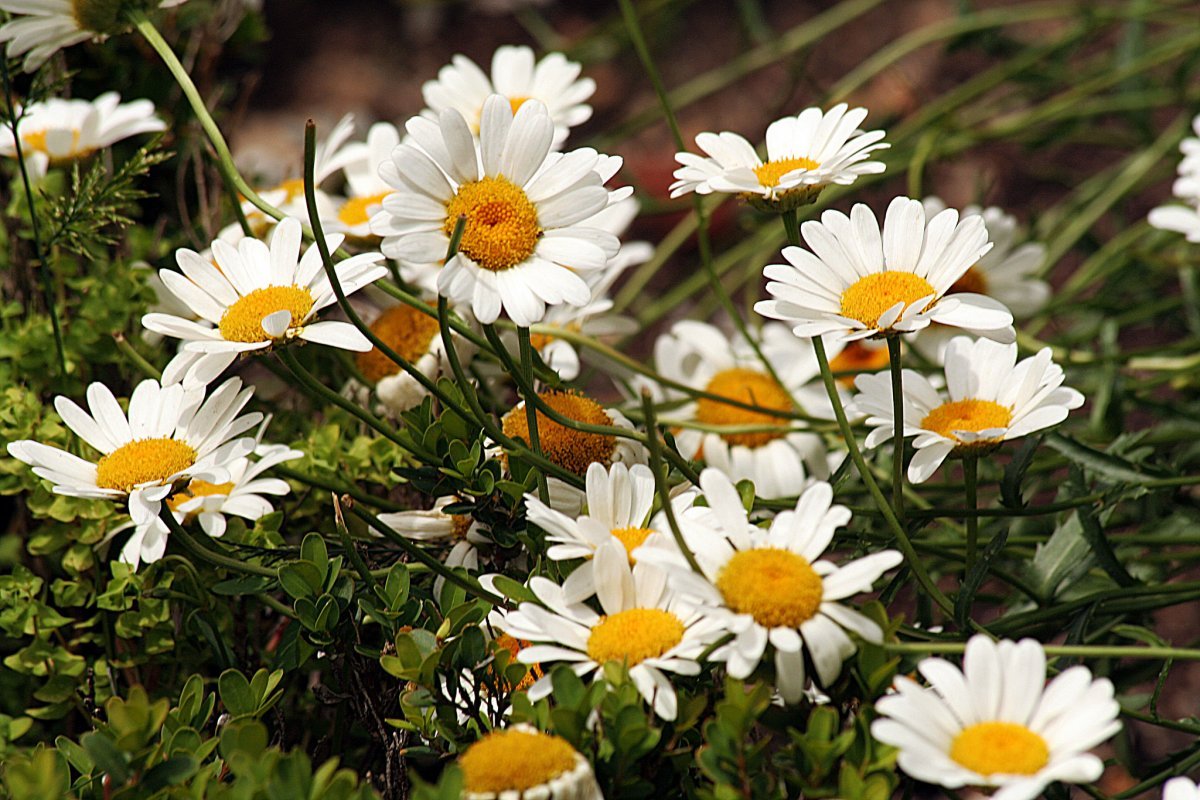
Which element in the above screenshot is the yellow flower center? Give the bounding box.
[218,285,315,344]
[501,390,616,477]
[355,304,440,382]
[586,608,685,666]
[274,178,307,204]
[95,438,197,493]
[488,633,543,693]
[508,96,530,115]
[695,368,793,448]
[450,514,474,540]
[839,271,937,329]
[830,341,891,387]
[753,156,821,188]
[337,192,389,229]
[459,729,578,794]
[444,175,541,272]
[167,479,236,514]
[20,129,85,162]
[921,399,1013,444]
[611,526,655,564]
[949,265,989,296]
[716,548,823,628]
[950,721,1049,776]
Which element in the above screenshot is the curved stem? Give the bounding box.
[516,327,549,503]
[963,455,979,574]
[641,391,702,574]
[160,508,277,578]
[886,336,906,524]
[275,346,405,447]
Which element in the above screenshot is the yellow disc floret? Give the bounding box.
[830,341,891,387]
[695,368,793,448]
[167,479,235,514]
[337,192,389,229]
[489,633,543,693]
[717,548,823,628]
[501,391,616,477]
[96,438,197,493]
[355,305,441,382]
[218,285,315,344]
[444,176,541,272]
[611,527,655,563]
[586,608,685,666]
[921,399,1012,445]
[950,721,1049,776]
[753,156,821,189]
[839,272,937,328]
[459,729,578,794]
[949,265,989,296]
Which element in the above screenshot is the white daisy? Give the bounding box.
[670,104,889,210]
[1165,778,1200,800]
[0,92,165,179]
[872,634,1121,800]
[327,121,401,240]
[847,336,1084,483]
[494,548,722,721]
[634,468,902,703]
[377,495,488,580]
[642,319,832,499]
[421,45,595,147]
[526,462,670,603]
[370,94,626,326]
[120,442,301,569]
[7,377,260,527]
[1149,197,1200,243]
[457,723,602,800]
[142,217,388,389]
[755,196,1016,342]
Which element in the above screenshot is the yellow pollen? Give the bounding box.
[337,192,389,228]
[611,527,655,563]
[921,399,1012,444]
[275,178,307,204]
[839,272,937,328]
[950,721,1049,776]
[167,479,235,514]
[716,548,823,628]
[586,608,685,666]
[449,514,473,540]
[695,368,793,448]
[355,304,440,382]
[444,175,541,272]
[488,634,542,693]
[830,342,891,387]
[218,285,315,344]
[508,95,530,115]
[949,265,989,296]
[95,438,197,493]
[753,156,821,188]
[459,729,578,794]
[501,391,616,477]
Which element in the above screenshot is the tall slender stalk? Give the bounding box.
[887,336,906,524]
[963,455,979,573]
[516,326,549,503]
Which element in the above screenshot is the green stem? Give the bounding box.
[963,456,979,574]
[885,641,1200,661]
[640,391,702,574]
[113,333,162,380]
[516,327,550,503]
[886,336,906,524]
[160,508,277,578]
[332,493,385,603]
[275,346,405,447]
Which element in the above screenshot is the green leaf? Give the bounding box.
[218,669,256,717]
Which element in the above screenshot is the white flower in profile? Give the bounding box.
[872,635,1121,800]
[848,336,1083,483]
[120,442,301,568]
[7,377,260,527]
[377,496,490,597]
[1150,115,1200,242]
[0,92,165,179]
[756,196,1015,343]
[457,723,602,800]
[142,217,387,389]
[635,469,901,703]
[371,95,627,326]
[494,548,723,721]
[670,104,889,210]
[422,45,595,147]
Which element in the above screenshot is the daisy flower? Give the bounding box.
[457,724,602,800]
[376,496,489,585]
[847,336,1084,483]
[328,121,401,240]
[670,104,889,210]
[494,549,723,720]
[635,469,902,703]
[0,92,165,179]
[7,377,260,527]
[142,217,388,389]
[370,95,626,326]
[422,45,595,147]
[755,196,1015,342]
[1165,778,1200,800]
[643,320,832,499]
[914,197,1050,362]
[872,635,1121,800]
[1150,116,1200,242]
[1149,197,1200,243]
[120,442,301,569]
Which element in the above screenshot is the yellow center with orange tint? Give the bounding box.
[611,526,655,563]
[167,479,235,514]
[444,176,541,272]
[949,265,989,296]
[355,304,441,382]
[96,438,197,493]
[839,272,937,329]
[501,391,615,477]
[586,608,685,666]
[695,368,793,448]
[488,633,543,693]
[459,729,578,794]
[753,156,820,188]
[830,341,891,387]
[920,399,1012,445]
[337,192,389,229]
[716,548,823,628]
[218,285,315,343]
[950,721,1049,776]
